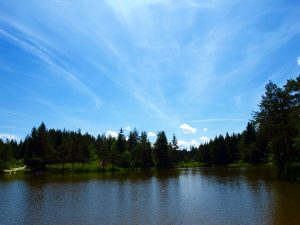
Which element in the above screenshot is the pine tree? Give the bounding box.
[140,131,153,169]
[154,131,173,168]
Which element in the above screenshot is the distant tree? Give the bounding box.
[154,131,173,168]
[110,141,119,170]
[127,129,139,166]
[238,122,260,163]
[139,131,153,169]
[120,151,131,167]
[24,126,45,169]
[0,139,3,169]
[211,135,226,164]
[37,122,52,168]
[0,139,14,169]
[57,132,72,171]
[170,134,179,165]
[127,129,139,152]
[116,128,126,154]
[96,134,109,169]
[198,143,212,165]
[78,132,93,171]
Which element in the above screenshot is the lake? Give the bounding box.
[0,167,300,225]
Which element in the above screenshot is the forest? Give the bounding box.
[0,75,299,179]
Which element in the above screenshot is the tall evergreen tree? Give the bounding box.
[238,123,260,163]
[170,134,179,165]
[154,131,173,168]
[116,128,126,154]
[139,131,153,169]
[254,77,299,171]
[96,134,109,169]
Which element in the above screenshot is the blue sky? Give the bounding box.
[0,0,300,148]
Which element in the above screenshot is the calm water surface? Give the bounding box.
[0,167,300,225]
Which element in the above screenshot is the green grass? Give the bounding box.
[47,161,144,173]
[227,161,251,168]
[3,159,24,169]
[177,161,205,168]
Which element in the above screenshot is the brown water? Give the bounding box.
[0,167,300,225]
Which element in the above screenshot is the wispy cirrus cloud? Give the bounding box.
[192,118,248,123]
[0,109,32,118]
[0,126,30,131]
[0,17,102,109]
[1,0,299,140]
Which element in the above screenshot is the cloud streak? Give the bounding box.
[192,118,248,123]
[0,17,102,109]
[179,123,197,134]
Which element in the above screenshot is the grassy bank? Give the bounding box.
[177,161,205,168]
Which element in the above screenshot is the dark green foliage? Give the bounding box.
[197,133,240,165]
[0,139,14,169]
[254,75,300,174]
[120,151,131,167]
[95,134,109,169]
[24,125,46,169]
[170,134,180,165]
[110,141,119,170]
[0,139,3,168]
[127,129,139,151]
[139,131,153,169]
[238,123,260,163]
[154,131,173,168]
[117,129,126,154]
[127,129,139,166]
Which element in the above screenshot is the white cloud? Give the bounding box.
[124,126,131,131]
[203,127,208,132]
[178,139,199,148]
[148,131,156,137]
[178,140,190,148]
[106,130,118,138]
[179,123,197,134]
[190,139,199,147]
[0,133,19,141]
[297,56,300,66]
[200,136,210,143]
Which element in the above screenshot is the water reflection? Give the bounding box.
[0,167,300,225]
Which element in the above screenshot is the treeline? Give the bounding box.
[197,123,267,165]
[0,75,299,176]
[0,123,195,170]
